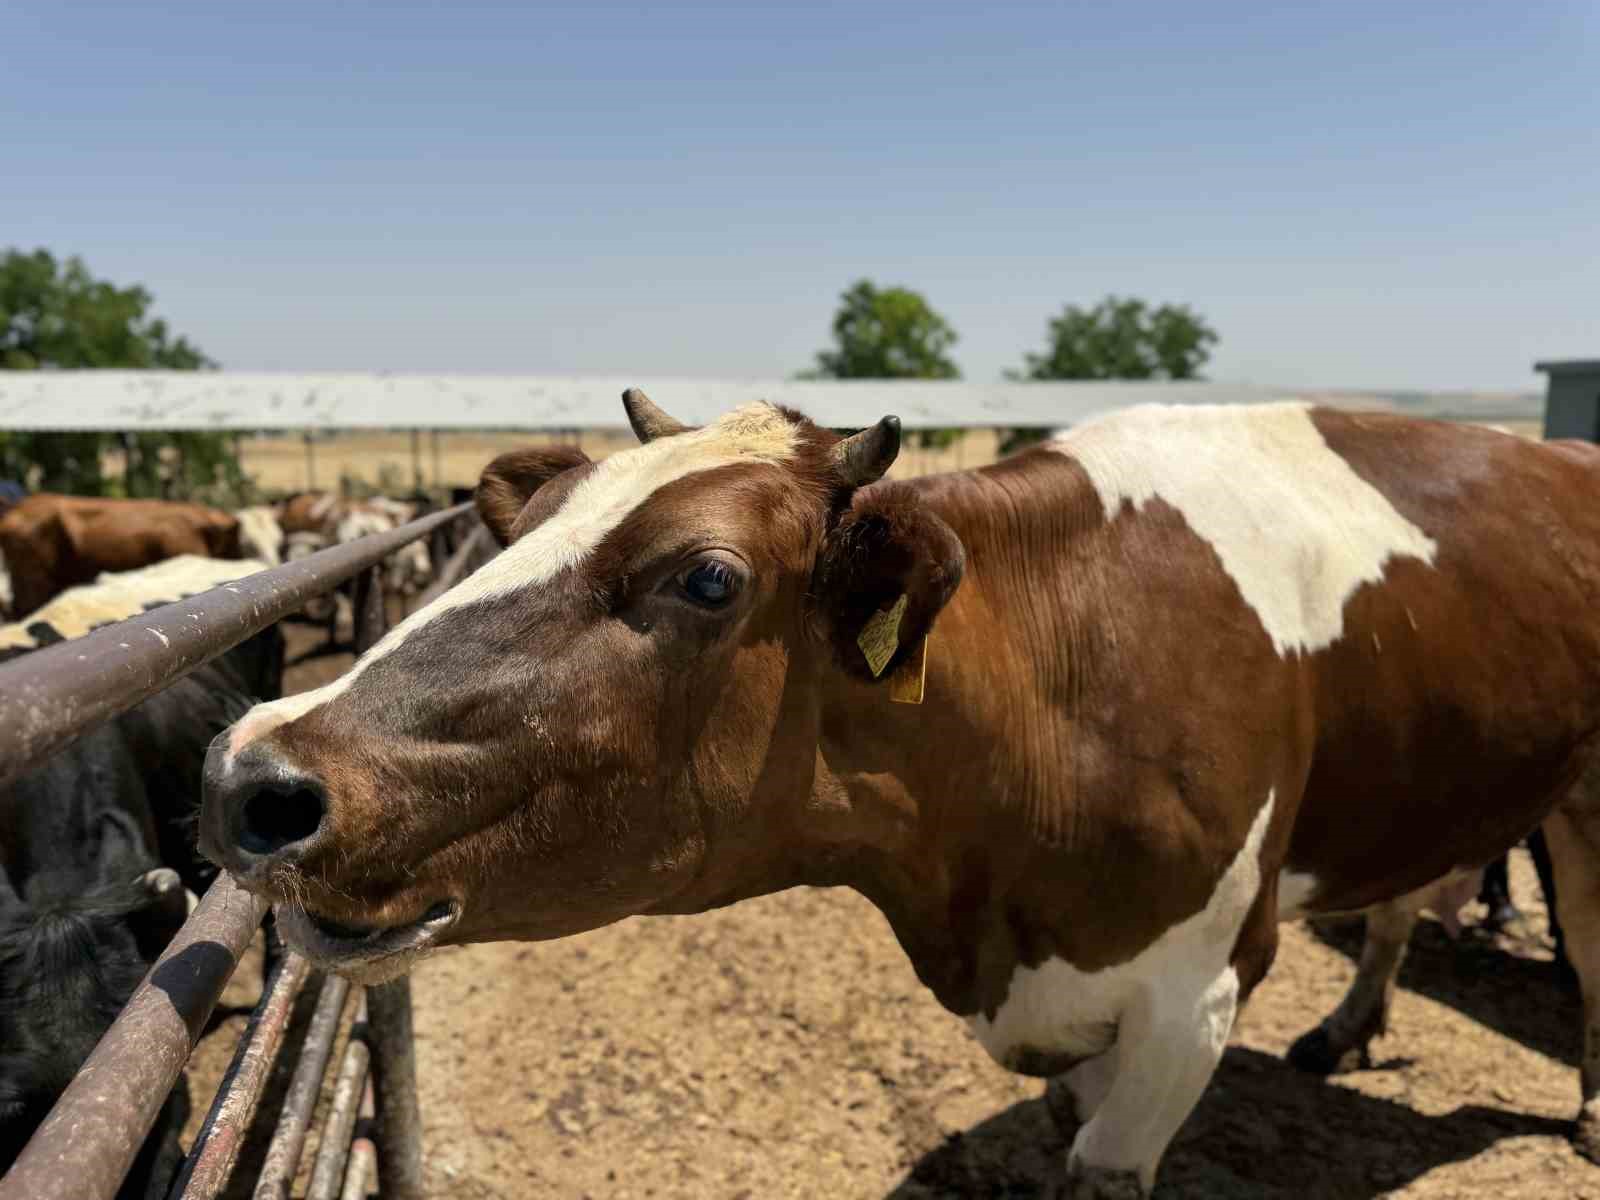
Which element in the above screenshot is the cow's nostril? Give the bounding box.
[238,785,326,857]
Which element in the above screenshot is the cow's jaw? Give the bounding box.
[274,897,461,984]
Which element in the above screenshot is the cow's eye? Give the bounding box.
[680,561,738,607]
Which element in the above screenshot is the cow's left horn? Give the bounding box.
[621,388,687,443]
[833,415,902,486]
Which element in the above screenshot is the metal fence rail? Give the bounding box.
[0,500,488,1200]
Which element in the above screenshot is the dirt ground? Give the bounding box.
[173,610,1599,1200]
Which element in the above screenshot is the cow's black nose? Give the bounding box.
[238,781,326,857]
[202,737,328,871]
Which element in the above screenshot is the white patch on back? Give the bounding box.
[226,403,799,760]
[1051,403,1437,657]
[0,555,269,653]
[969,789,1274,1073]
[1276,869,1320,919]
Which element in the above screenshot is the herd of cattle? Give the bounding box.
[0,486,444,1197]
[1,394,1597,1199]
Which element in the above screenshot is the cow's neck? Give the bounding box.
[804,453,1106,1015]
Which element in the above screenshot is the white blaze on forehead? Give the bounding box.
[226,403,800,761]
[1051,403,1437,657]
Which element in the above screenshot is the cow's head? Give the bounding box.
[200,393,964,981]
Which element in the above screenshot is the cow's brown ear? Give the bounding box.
[811,484,965,682]
[476,446,591,546]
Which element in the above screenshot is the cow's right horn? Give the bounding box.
[833,415,902,487]
[621,388,687,443]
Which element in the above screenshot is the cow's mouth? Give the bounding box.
[275,898,460,980]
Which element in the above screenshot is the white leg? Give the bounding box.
[1065,968,1239,1199]
[1062,1051,1118,1123]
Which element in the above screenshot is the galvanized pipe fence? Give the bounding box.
[0,500,485,1200]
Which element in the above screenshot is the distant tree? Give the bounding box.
[803,280,963,449]
[1004,295,1219,452]
[0,249,243,500]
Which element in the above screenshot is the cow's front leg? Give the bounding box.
[1059,968,1238,1199]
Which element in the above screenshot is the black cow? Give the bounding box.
[0,626,282,1195]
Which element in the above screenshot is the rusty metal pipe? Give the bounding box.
[169,952,313,1198]
[250,974,352,1200]
[306,1007,370,1200]
[0,875,268,1200]
[365,979,424,1200]
[0,502,470,791]
[338,1138,377,1200]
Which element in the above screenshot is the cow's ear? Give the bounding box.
[476,446,591,547]
[812,484,965,682]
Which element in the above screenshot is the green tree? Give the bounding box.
[803,280,964,449]
[1004,295,1219,452]
[1015,295,1216,382]
[0,248,244,500]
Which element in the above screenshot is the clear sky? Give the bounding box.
[4,2,1595,389]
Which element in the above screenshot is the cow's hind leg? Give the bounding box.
[1287,885,1431,1074]
[1539,799,1600,1161]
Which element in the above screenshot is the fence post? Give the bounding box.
[365,981,424,1200]
[349,565,387,656]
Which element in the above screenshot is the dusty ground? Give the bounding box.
[175,615,1598,1199]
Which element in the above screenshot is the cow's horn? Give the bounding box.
[139,867,181,895]
[833,415,902,486]
[621,388,687,443]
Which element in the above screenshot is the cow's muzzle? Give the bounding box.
[199,735,328,884]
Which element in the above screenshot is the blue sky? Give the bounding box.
[3,2,1595,388]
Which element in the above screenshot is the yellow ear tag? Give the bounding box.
[888,635,928,705]
[857,593,908,678]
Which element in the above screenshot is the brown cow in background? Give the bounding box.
[0,494,243,619]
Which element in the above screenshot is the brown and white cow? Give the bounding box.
[0,494,243,619]
[201,392,1600,1197]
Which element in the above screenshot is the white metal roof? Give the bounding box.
[0,371,1541,431]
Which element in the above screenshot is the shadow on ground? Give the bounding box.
[1307,916,1579,1066]
[887,1047,1571,1199]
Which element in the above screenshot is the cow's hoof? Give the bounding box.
[1573,1113,1600,1165]
[1287,1026,1371,1075]
[1058,1162,1146,1200]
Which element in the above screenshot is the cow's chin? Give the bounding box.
[273,898,461,985]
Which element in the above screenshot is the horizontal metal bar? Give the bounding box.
[338,1138,376,1200]
[170,953,313,1199]
[306,1007,371,1200]
[0,502,470,791]
[0,371,1544,430]
[252,974,352,1200]
[0,874,268,1200]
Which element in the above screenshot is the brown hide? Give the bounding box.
[0,495,243,618]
